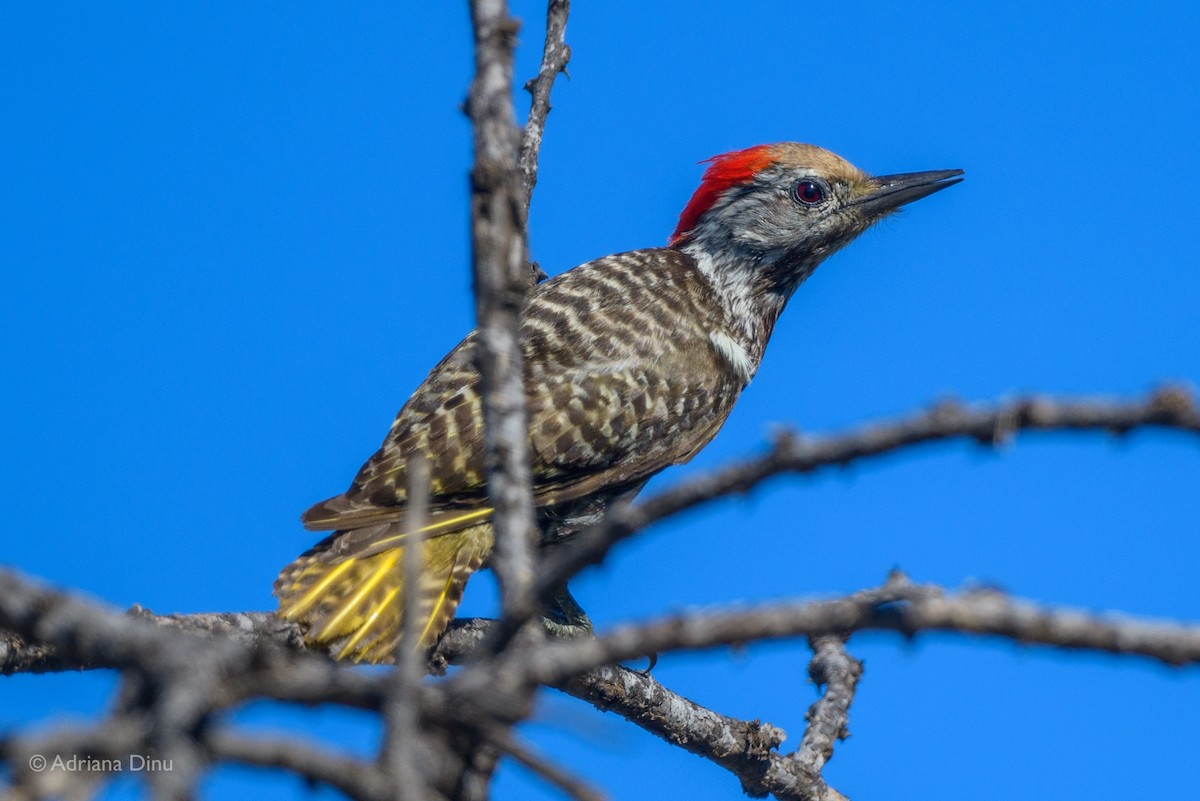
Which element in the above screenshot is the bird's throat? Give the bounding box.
[684,243,787,376]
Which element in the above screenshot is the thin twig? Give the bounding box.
[518,0,571,215]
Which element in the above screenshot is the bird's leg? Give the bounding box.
[539,585,656,671]
[540,583,594,639]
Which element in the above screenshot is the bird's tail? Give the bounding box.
[274,520,493,663]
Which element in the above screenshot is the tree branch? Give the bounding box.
[563,662,788,797]
[9,546,1200,685]
[208,731,392,801]
[787,636,862,800]
[521,573,1200,683]
[533,387,1200,602]
[0,605,299,676]
[466,0,539,624]
[475,726,602,801]
[0,570,249,675]
[518,0,571,216]
[383,454,434,800]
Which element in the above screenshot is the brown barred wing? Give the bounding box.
[300,336,491,531]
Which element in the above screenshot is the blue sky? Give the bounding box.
[2,2,1198,799]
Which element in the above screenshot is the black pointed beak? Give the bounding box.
[853,169,964,217]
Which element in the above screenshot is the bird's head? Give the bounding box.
[670,143,962,298]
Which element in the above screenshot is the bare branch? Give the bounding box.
[208,731,392,801]
[11,565,1200,681]
[479,726,602,801]
[0,569,227,674]
[3,720,143,801]
[557,661,854,801]
[789,637,862,796]
[383,453,433,800]
[563,662,788,798]
[0,605,298,676]
[1,629,70,675]
[518,0,571,215]
[463,0,572,628]
[466,0,539,628]
[522,574,1200,683]
[534,387,1200,600]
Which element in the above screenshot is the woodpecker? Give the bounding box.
[275,143,962,662]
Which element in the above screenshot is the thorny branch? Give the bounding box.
[533,385,1200,605]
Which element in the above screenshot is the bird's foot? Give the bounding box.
[541,584,594,639]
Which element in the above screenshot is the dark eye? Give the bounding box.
[793,180,825,205]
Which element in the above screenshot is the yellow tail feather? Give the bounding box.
[274,521,494,663]
[340,584,402,655]
[315,551,402,639]
[277,557,359,620]
[418,545,475,647]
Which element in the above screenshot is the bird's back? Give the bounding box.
[305,247,748,530]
